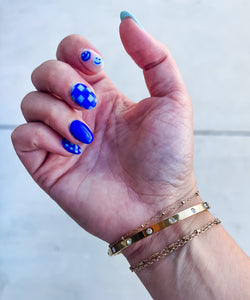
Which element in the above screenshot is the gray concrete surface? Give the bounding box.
[1,0,250,299]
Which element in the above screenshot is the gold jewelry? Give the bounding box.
[108,201,210,256]
[107,191,200,256]
[120,191,200,242]
[130,218,221,272]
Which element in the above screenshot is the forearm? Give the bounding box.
[124,211,250,300]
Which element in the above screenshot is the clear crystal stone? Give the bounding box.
[112,247,116,253]
[126,238,132,245]
[191,208,196,213]
[146,228,153,235]
[169,217,176,224]
[204,202,209,208]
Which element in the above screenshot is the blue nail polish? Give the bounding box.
[70,120,94,144]
[71,83,97,109]
[81,50,91,61]
[120,11,143,28]
[62,138,81,155]
[81,49,104,68]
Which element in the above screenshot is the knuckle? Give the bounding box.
[11,124,25,145]
[31,60,55,83]
[45,61,65,85]
[21,91,37,113]
[57,34,81,54]
[44,105,59,127]
[32,60,69,88]
[32,125,46,146]
[11,128,18,144]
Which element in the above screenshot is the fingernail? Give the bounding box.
[71,83,97,109]
[62,138,81,155]
[81,49,104,72]
[120,11,143,28]
[70,120,93,144]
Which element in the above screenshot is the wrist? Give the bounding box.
[123,211,216,300]
[119,194,250,300]
[123,194,212,268]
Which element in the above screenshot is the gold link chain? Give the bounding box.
[130,218,221,272]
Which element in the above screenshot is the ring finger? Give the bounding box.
[22,91,94,147]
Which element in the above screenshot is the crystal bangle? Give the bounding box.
[108,202,210,256]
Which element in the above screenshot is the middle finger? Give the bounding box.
[22,91,94,145]
[31,60,97,111]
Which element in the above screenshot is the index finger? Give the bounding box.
[56,34,104,76]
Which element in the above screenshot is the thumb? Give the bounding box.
[119,11,187,99]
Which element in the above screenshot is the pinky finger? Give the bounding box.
[11,122,81,175]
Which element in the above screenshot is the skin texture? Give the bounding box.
[11,17,250,299]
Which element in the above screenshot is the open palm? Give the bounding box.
[12,17,197,245]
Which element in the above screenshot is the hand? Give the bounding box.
[11,17,197,245]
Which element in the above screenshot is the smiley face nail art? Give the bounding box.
[81,50,91,62]
[93,56,102,65]
[80,49,104,72]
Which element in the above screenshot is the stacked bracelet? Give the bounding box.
[119,191,200,241]
[130,218,221,272]
[108,201,210,256]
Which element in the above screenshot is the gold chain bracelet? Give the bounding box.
[108,201,210,256]
[120,191,200,242]
[130,218,221,272]
[108,191,199,251]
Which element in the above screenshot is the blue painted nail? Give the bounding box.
[62,138,82,155]
[71,83,97,109]
[81,49,104,67]
[70,120,93,144]
[120,11,143,28]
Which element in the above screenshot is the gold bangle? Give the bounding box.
[119,191,200,241]
[130,218,221,272]
[108,202,210,256]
